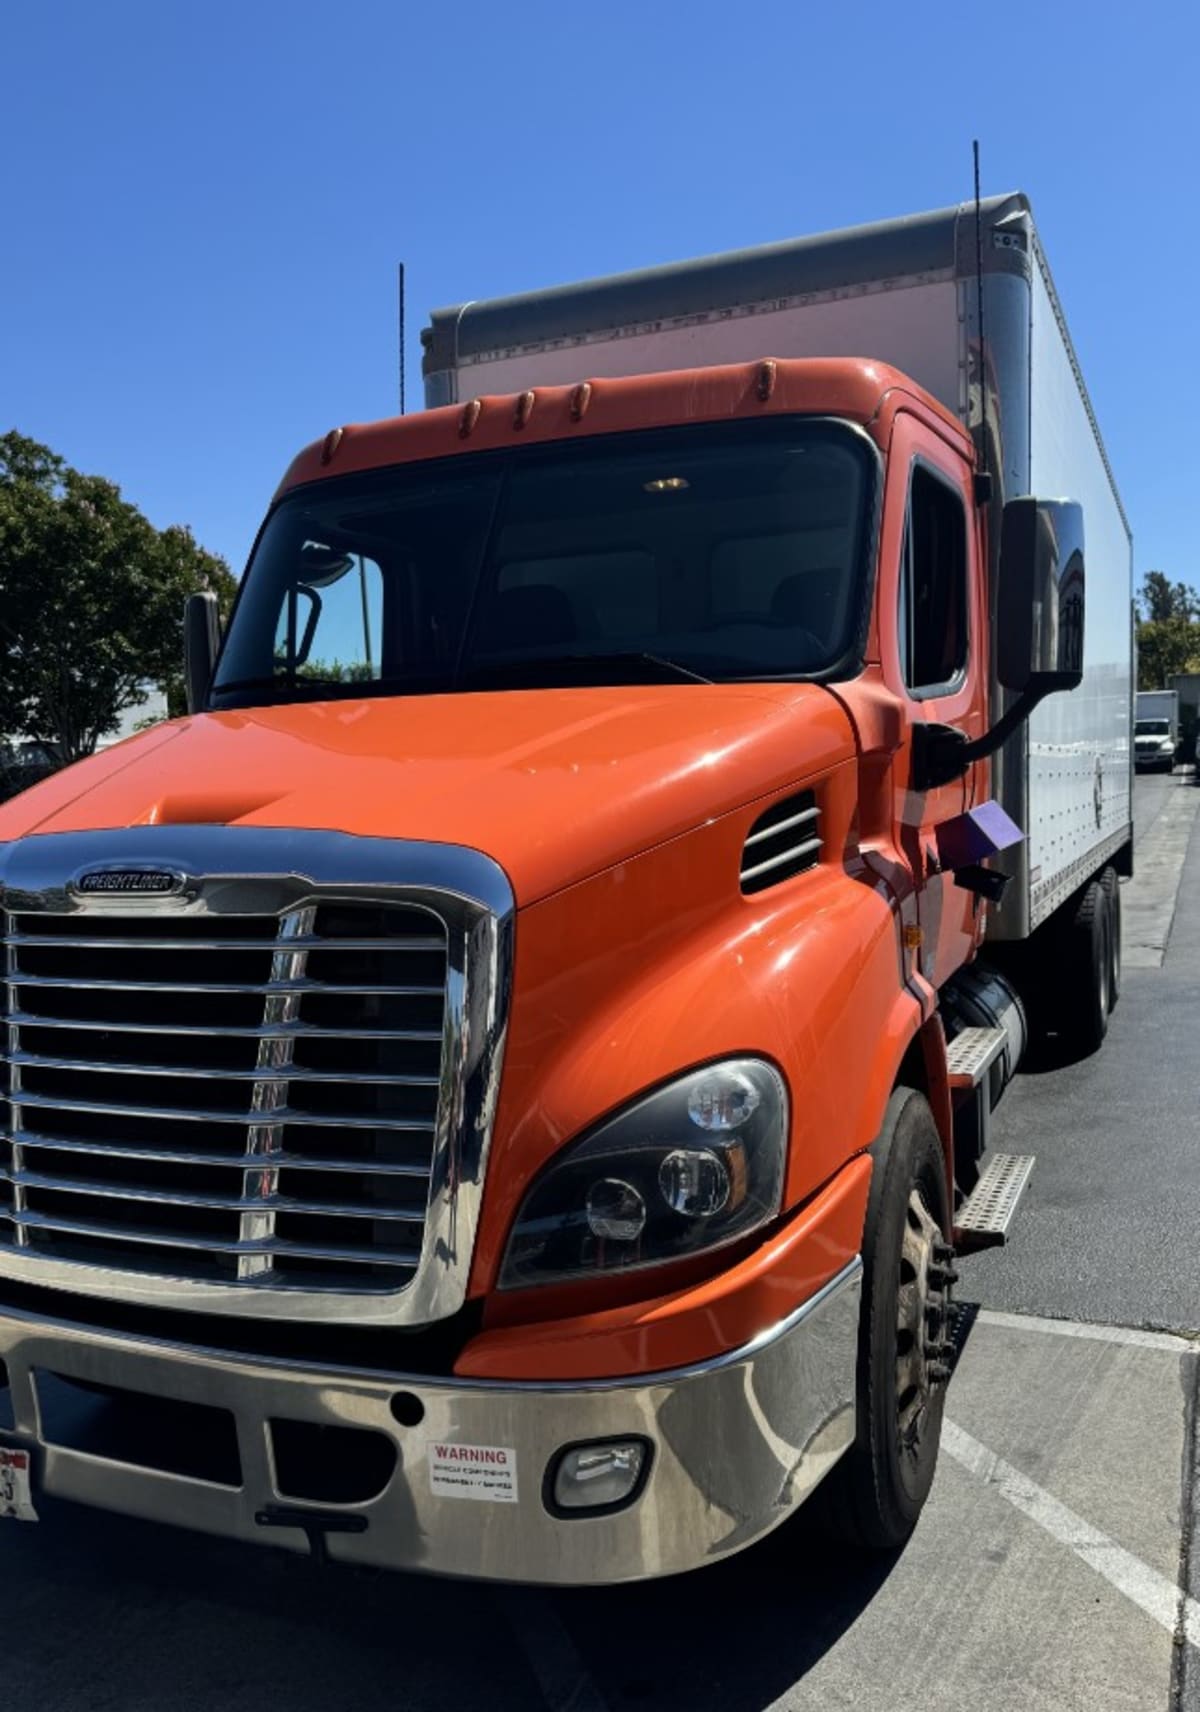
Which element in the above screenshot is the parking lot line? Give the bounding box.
[943,1419,1200,1648]
[977,1308,1197,1353]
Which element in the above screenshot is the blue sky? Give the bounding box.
[4,1,1195,591]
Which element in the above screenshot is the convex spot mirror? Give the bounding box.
[997,498,1085,697]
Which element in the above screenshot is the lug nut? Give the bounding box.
[929,1360,953,1384]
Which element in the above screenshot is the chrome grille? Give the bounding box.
[1,901,449,1295]
[740,791,822,894]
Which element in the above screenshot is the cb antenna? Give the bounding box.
[398,261,407,415]
[972,141,992,503]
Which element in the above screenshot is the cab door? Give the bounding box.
[881,414,989,993]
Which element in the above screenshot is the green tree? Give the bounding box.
[1135,572,1200,690]
[0,431,236,762]
[1138,570,1199,624]
[1137,616,1200,690]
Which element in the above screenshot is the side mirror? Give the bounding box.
[997,498,1085,698]
[184,591,221,713]
[912,496,1086,792]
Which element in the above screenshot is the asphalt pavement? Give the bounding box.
[969,766,1200,1330]
[3,772,1198,1712]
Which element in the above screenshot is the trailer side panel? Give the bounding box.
[1024,250,1133,928]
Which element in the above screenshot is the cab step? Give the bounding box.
[953,1152,1035,1252]
[945,1025,1008,1088]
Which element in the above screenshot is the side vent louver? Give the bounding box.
[740,791,821,895]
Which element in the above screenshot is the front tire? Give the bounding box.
[817,1088,953,1551]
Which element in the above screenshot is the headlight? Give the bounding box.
[498,1059,787,1289]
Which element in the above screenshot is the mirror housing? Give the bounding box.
[184,592,221,714]
[997,497,1085,697]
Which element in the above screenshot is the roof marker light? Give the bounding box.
[756,360,777,402]
[459,399,482,438]
[320,427,343,465]
[514,390,535,429]
[569,382,593,421]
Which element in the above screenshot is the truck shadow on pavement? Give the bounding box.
[545,1516,904,1709]
[8,1483,914,1711]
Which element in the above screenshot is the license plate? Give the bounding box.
[0,1447,38,1522]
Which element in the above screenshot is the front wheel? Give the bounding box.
[816,1088,954,1551]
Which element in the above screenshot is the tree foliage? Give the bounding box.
[1136,571,1200,690]
[0,431,236,762]
[1137,570,1199,625]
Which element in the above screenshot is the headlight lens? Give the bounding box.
[498,1058,787,1289]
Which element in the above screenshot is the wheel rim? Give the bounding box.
[895,1189,952,1479]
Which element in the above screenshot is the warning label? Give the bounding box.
[0,1448,38,1523]
[429,1441,518,1503]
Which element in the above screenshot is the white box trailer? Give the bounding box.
[423,193,1134,938]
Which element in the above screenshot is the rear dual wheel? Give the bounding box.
[1100,866,1122,1011]
[1064,879,1111,1054]
[1020,869,1119,1059]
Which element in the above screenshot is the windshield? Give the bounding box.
[1135,720,1171,736]
[210,419,876,707]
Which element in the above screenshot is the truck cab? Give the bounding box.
[0,198,1132,1580]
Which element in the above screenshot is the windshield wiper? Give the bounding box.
[208,673,367,702]
[462,651,712,688]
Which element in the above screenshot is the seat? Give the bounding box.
[481,584,578,653]
[770,568,843,643]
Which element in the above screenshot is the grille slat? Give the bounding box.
[7,1130,433,1177]
[6,933,444,952]
[5,1169,428,1222]
[12,973,442,996]
[5,1052,440,1087]
[8,1089,437,1130]
[740,791,823,894]
[1,900,448,1295]
[8,1012,442,1042]
[13,1207,422,1268]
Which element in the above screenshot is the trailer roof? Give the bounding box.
[422,195,1016,373]
[422,192,1130,541]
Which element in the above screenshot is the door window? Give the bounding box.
[900,465,968,696]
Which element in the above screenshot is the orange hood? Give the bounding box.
[0,686,854,906]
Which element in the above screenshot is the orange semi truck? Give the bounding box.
[0,195,1132,1576]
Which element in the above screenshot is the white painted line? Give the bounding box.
[943,1419,1200,1647]
[495,1587,613,1712]
[977,1308,1198,1352]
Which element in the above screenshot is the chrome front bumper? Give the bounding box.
[0,1259,861,1585]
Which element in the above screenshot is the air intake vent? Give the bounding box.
[740,792,821,894]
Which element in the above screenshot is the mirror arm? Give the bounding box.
[912,689,1043,791]
[184,592,221,715]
